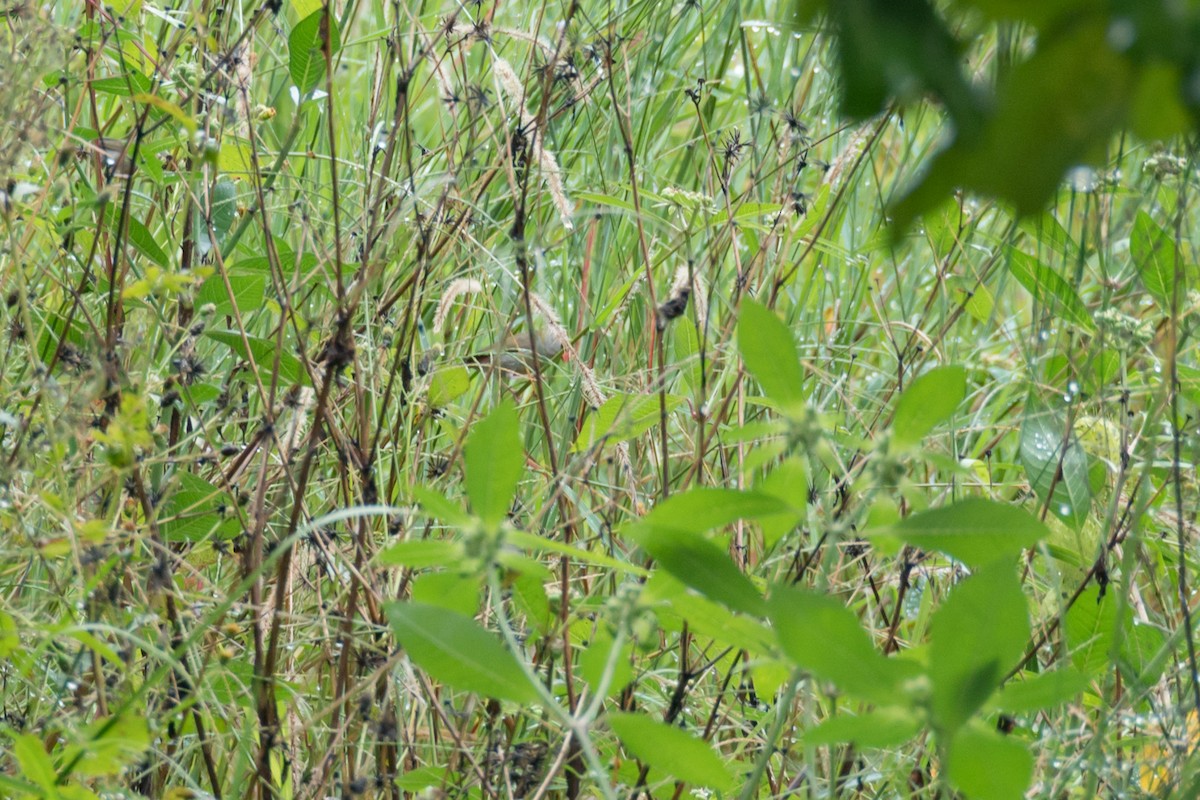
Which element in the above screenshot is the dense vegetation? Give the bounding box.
[2,0,1199,798]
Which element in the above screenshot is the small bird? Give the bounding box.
[467,327,564,374]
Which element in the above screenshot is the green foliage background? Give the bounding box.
[1,0,1199,798]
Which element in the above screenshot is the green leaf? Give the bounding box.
[376,539,463,569]
[288,9,342,93]
[894,20,1132,227]
[641,488,793,533]
[830,0,983,137]
[64,714,151,778]
[463,400,524,528]
[608,712,734,792]
[411,572,479,616]
[194,179,239,257]
[1019,404,1091,530]
[1130,210,1181,313]
[572,393,684,452]
[990,668,1088,713]
[770,587,899,704]
[11,733,55,790]
[738,300,805,412]
[632,525,764,615]
[878,498,1049,567]
[204,330,309,386]
[1006,251,1095,333]
[929,562,1030,734]
[195,274,266,317]
[757,458,808,549]
[411,485,471,527]
[803,707,921,748]
[578,628,634,698]
[384,601,539,703]
[158,471,239,543]
[428,366,470,408]
[946,723,1033,800]
[90,72,152,96]
[892,365,967,449]
[105,205,168,268]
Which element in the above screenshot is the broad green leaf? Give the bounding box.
[1019,404,1091,530]
[578,628,634,697]
[194,179,238,257]
[641,488,793,533]
[878,498,1049,567]
[428,366,470,408]
[632,524,764,615]
[158,471,239,543]
[803,707,921,748]
[929,562,1030,734]
[411,485,471,527]
[411,572,479,616]
[738,300,805,411]
[1130,211,1181,312]
[90,72,153,96]
[757,458,808,549]
[1007,251,1095,333]
[376,540,462,569]
[64,714,151,777]
[204,330,308,386]
[1066,586,1167,686]
[105,205,168,268]
[892,365,967,449]
[506,529,648,576]
[195,274,266,316]
[288,9,342,93]
[463,400,524,528]
[608,712,734,792]
[946,723,1033,800]
[385,601,539,703]
[645,573,775,654]
[572,393,684,452]
[770,587,899,704]
[11,733,55,790]
[990,668,1088,713]
[1065,584,1114,676]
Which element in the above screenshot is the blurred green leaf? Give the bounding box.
[990,668,1089,713]
[608,712,734,791]
[929,562,1030,734]
[377,540,463,569]
[385,601,539,703]
[632,524,765,615]
[770,587,901,704]
[428,366,470,408]
[803,707,921,748]
[895,20,1132,227]
[946,723,1033,800]
[831,0,982,136]
[878,498,1049,567]
[738,300,805,412]
[892,365,967,449]
[641,488,793,533]
[463,400,523,528]
[195,274,266,316]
